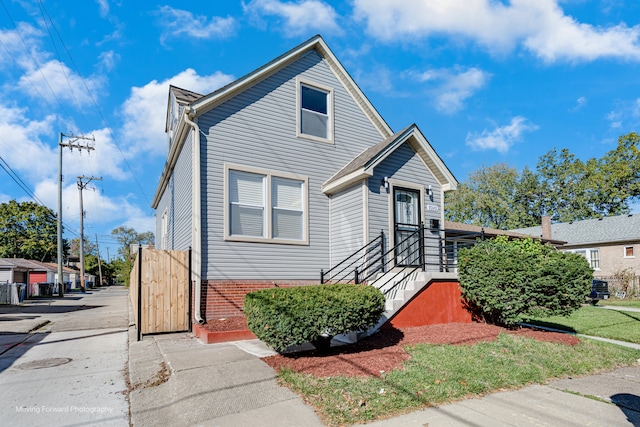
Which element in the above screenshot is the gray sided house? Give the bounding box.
[152,35,457,323]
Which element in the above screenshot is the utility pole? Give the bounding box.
[57,133,94,297]
[77,175,102,293]
[95,234,103,287]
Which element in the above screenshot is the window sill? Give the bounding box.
[224,235,309,246]
[296,132,334,144]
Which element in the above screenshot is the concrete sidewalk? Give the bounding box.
[0,286,130,426]
[128,332,324,426]
[128,322,640,427]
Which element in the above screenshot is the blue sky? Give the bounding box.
[1,0,639,260]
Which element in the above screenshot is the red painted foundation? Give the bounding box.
[193,324,256,344]
[385,280,473,328]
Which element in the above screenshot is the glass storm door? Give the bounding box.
[394,188,421,266]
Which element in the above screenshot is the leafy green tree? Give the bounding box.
[446,132,640,229]
[0,200,66,261]
[70,237,97,257]
[111,226,154,285]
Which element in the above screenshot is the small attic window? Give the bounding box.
[297,78,333,143]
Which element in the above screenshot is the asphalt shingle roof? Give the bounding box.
[512,214,640,246]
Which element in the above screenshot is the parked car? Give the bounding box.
[589,279,610,305]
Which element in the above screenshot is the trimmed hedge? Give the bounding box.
[244,284,385,352]
[458,236,592,327]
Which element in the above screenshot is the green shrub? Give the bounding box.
[458,236,592,327]
[244,284,385,352]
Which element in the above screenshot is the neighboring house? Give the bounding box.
[444,220,566,272]
[513,214,640,277]
[152,35,458,323]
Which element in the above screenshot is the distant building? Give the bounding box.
[512,214,640,277]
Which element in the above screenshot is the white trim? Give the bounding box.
[565,248,601,271]
[322,168,372,195]
[161,208,168,250]
[624,245,635,258]
[296,77,334,143]
[224,163,309,245]
[386,178,425,251]
[362,179,369,247]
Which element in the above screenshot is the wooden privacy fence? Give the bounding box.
[130,248,191,339]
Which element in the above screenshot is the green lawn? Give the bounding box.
[600,299,640,309]
[527,306,640,344]
[278,333,640,426]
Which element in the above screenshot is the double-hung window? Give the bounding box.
[297,78,333,142]
[566,248,600,270]
[226,164,308,244]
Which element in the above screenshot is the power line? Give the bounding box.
[37,1,152,207]
[35,0,90,131]
[0,155,80,237]
[0,0,74,119]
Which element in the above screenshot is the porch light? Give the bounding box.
[382,176,389,189]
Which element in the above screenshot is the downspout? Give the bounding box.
[184,111,204,324]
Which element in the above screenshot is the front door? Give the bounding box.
[394,187,421,266]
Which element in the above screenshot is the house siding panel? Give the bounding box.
[368,143,442,270]
[200,50,383,280]
[171,132,192,250]
[330,184,363,269]
[154,133,193,250]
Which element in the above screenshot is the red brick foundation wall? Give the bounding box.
[200,280,319,321]
[385,280,473,328]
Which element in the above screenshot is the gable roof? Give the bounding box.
[190,34,392,138]
[512,214,640,247]
[153,35,397,209]
[322,124,458,195]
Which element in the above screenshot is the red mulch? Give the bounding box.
[262,322,580,378]
[201,317,579,378]
[202,316,249,333]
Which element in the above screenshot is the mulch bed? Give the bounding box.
[201,316,579,378]
[262,322,579,378]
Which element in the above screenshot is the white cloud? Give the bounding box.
[466,116,539,153]
[96,0,109,17]
[120,68,234,157]
[18,60,106,107]
[353,0,640,62]
[0,105,57,181]
[415,67,490,114]
[98,50,119,72]
[569,96,588,111]
[155,6,236,43]
[33,179,155,235]
[606,98,640,130]
[244,0,341,37]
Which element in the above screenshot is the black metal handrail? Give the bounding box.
[321,224,487,290]
[320,230,385,284]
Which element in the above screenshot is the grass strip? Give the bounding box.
[527,306,640,344]
[600,299,640,308]
[278,333,639,426]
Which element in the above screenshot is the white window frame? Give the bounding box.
[565,248,600,270]
[624,246,635,258]
[224,163,309,245]
[296,77,334,143]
